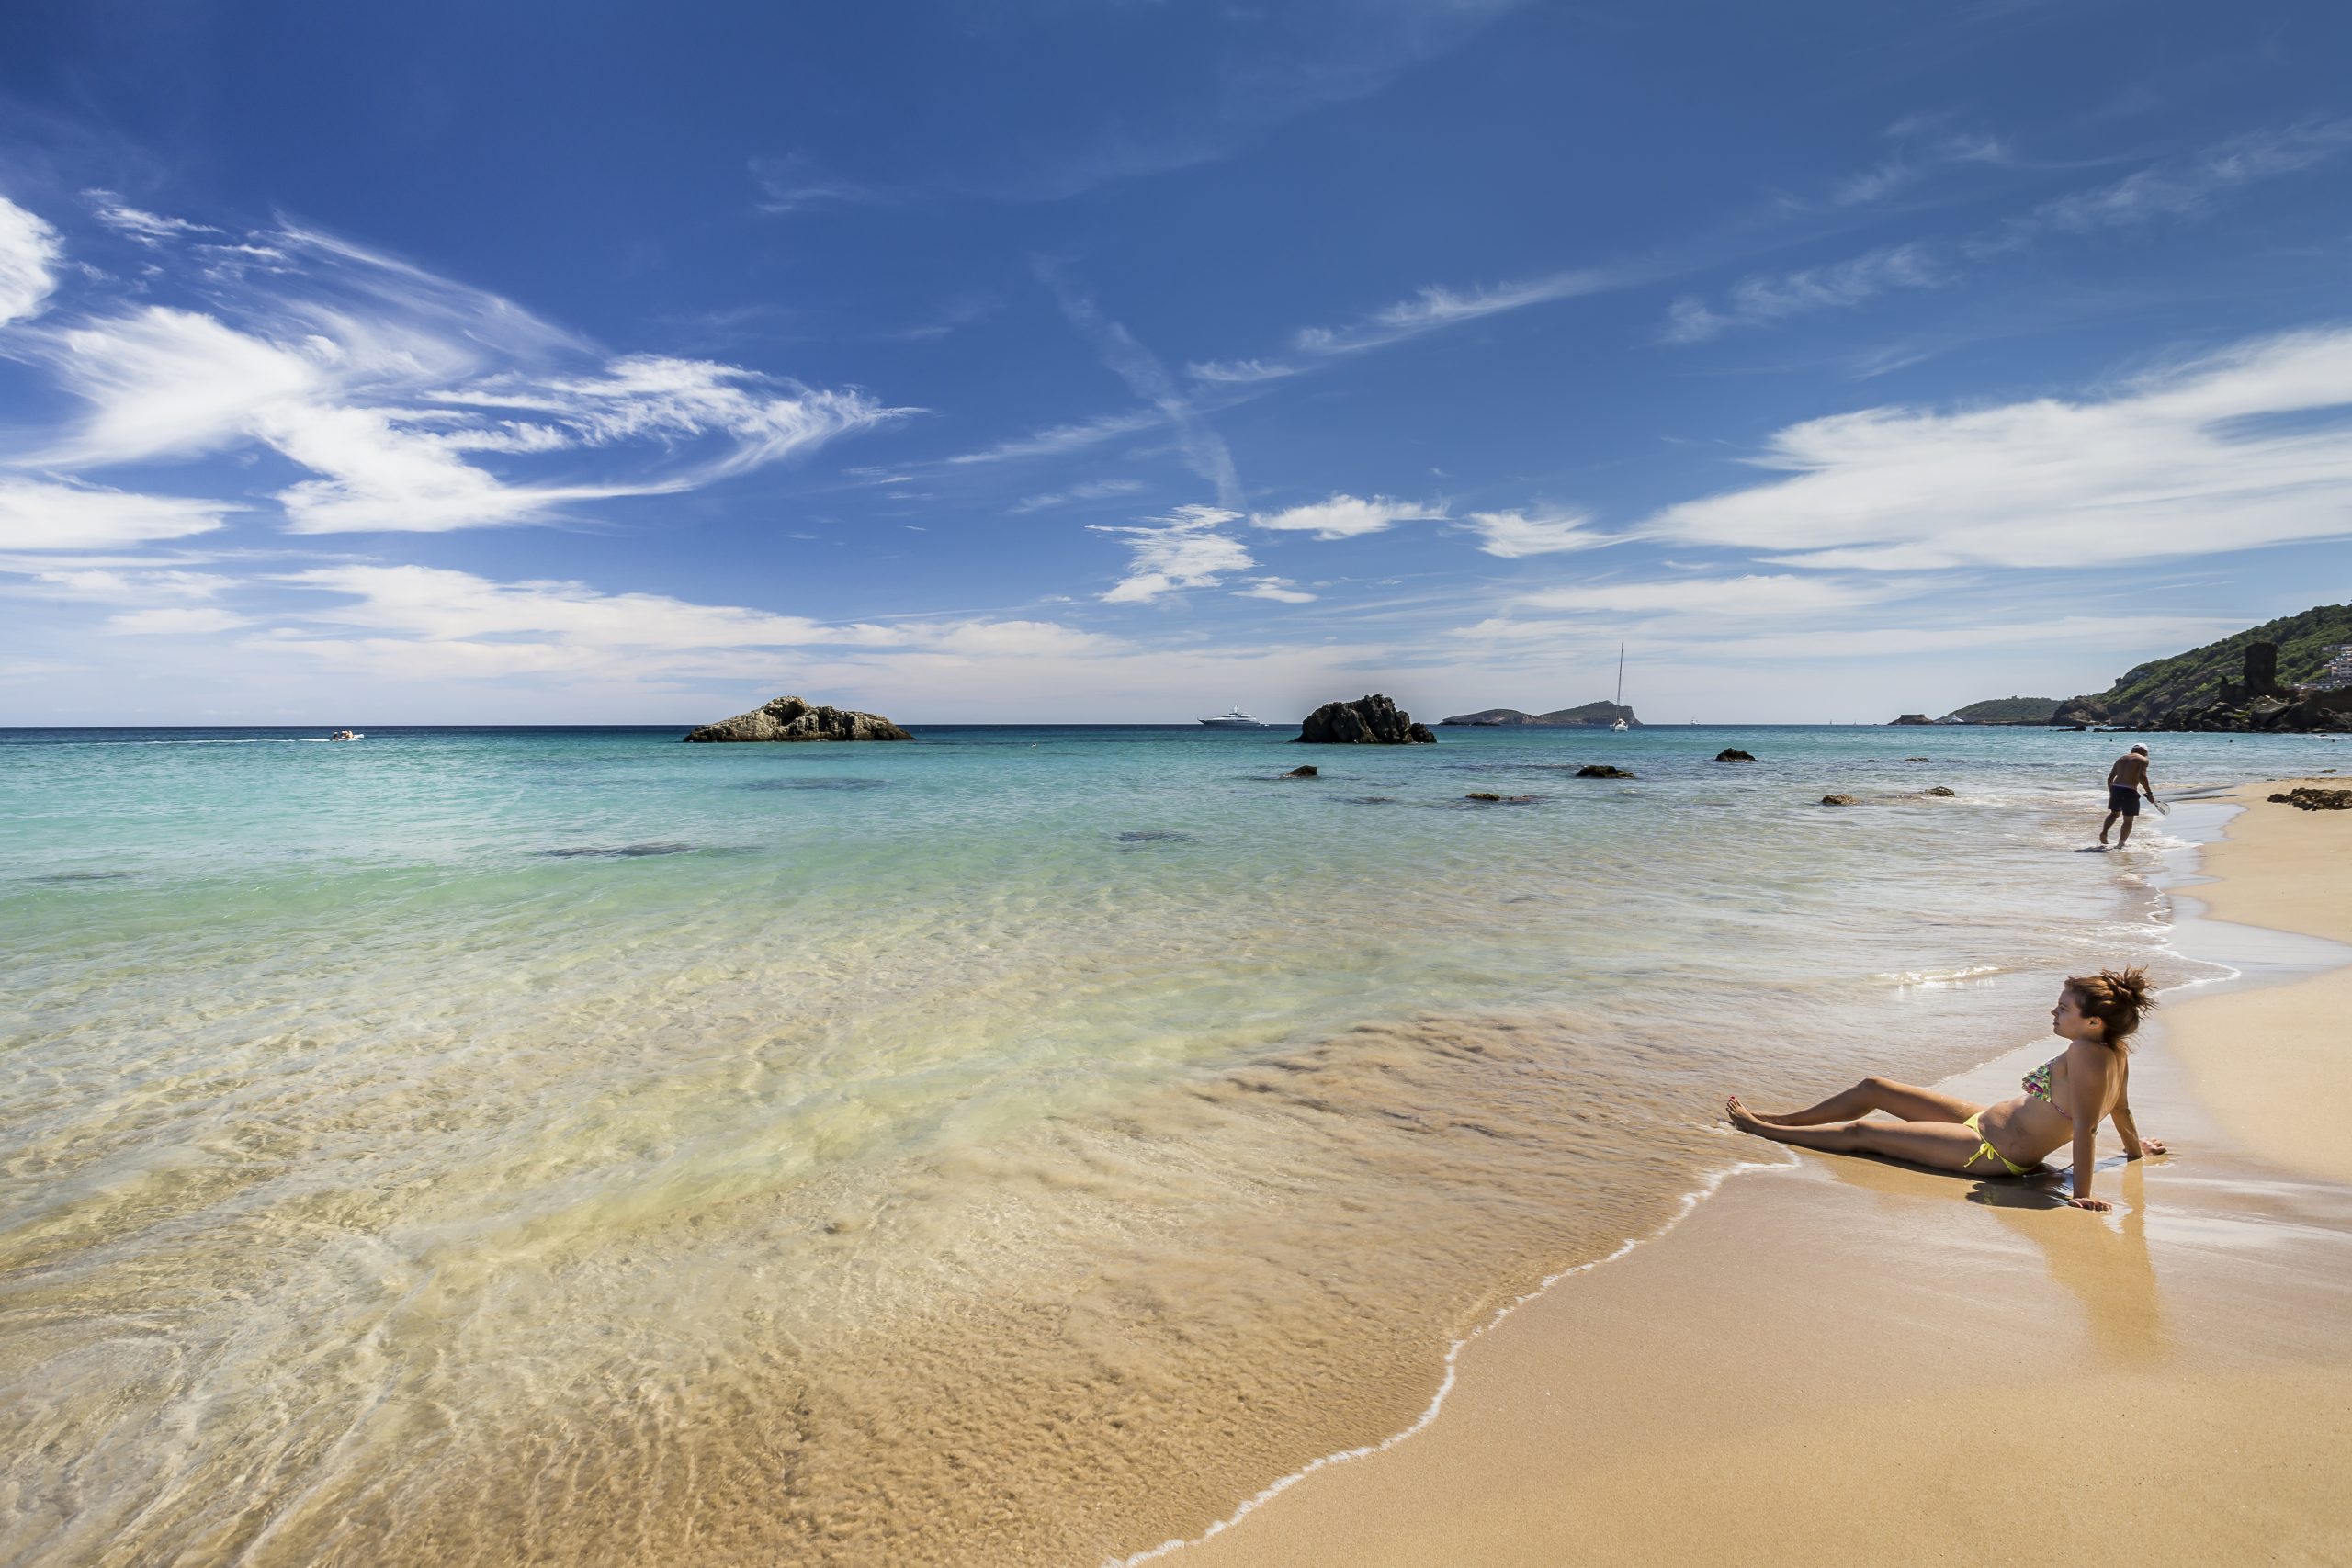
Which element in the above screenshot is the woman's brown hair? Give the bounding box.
[2065,965,2156,1051]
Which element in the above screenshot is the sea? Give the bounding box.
[2,722,2341,1566]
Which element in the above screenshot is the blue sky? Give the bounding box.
[2,0,2348,723]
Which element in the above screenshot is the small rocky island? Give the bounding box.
[1441,700,1638,728]
[1295,694,1436,744]
[683,695,913,743]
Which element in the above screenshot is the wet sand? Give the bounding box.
[1161,779,2352,1568]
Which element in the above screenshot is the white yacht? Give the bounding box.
[1197,705,1272,729]
[1609,643,1630,730]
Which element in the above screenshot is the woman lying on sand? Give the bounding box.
[1725,968,2166,1212]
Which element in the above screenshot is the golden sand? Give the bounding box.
[2165,778,2352,1183]
[1169,780,2352,1568]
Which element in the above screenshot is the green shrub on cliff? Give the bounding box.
[2064,604,2352,722]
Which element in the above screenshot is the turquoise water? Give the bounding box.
[2,722,2342,1565]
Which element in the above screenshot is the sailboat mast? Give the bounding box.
[1615,643,1624,707]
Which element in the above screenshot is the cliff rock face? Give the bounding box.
[684,695,913,743]
[1440,701,1639,728]
[2061,641,2352,734]
[1295,694,1436,744]
[2052,604,2352,730]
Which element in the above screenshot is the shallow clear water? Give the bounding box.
[3,723,2342,1564]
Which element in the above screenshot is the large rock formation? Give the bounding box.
[1441,701,1639,728]
[1295,694,1436,744]
[684,695,912,743]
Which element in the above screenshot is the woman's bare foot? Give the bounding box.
[1724,1094,1771,1135]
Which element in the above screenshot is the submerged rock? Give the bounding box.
[1714,748,1757,762]
[1462,792,1537,804]
[1904,756,1931,762]
[1924,785,1957,797]
[1575,764,1636,778]
[684,695,911,743]
[1284,765,1320,778]
[1295,694,1437,744]
[1820,794,1858,807]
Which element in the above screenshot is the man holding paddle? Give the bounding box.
[2099,744,2162,847]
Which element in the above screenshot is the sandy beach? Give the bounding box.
[1160,779,2352,1568]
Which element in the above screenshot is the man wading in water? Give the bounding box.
[2099,743,2160,848]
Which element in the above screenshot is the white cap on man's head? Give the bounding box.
[2130,744,2149,755]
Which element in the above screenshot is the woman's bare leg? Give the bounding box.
[1725,1099,2004,1174]
[1745,1075,1980,1126]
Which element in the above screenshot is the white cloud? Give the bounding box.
[1663,244,1944,344]
[1640,326,2352,569]
[944,410,1160,465]
[0,476,237,550]
[1184,357,1301,385]
[1234,577,1317,604]
[1516,574,1894,617]
[1250,493,1441,540]
[255,564,1123,683]
[0,195,62,325]
[107,606,250,635]
[8,222,903,534]
[1460,508,1610,558]
[1826,133,2008,208]
[85,193,220,245]
[1091,503,1254,603]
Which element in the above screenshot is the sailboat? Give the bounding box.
[1610,644,1630,731]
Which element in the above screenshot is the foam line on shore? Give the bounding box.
[1103,1154,1793,1568]
[1113,774,2342,1568]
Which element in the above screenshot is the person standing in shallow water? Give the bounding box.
[2100,743,2159,847]
[1724,967,2166,1212]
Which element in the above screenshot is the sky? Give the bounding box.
[1,0,2349,725]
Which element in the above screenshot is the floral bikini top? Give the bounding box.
[2020,1054,2072,1121]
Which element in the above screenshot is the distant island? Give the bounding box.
[1440,701,1639,728]
[2041,604,2352,732]
[1942,696,2062,725]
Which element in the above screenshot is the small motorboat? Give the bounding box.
[328,729,363,741]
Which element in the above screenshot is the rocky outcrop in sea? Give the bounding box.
[683,695,913,743]
[1295,694,1436,745]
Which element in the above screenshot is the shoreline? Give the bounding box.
[1137,777,2352,1567]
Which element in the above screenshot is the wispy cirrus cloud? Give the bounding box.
[1046,272,1243,509]
[944,409,1161,466]
[1191,268,1615,383]
[1,196,908,535]
[1008,477,1146,513]
[1091,503,1254,603]
[748,152,894,216]
[1663,243,1945,344]
[85,190,221,245]
[1973,118,2352,254]
[1640,325,2352,569]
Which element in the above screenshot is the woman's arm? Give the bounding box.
[2064,1043,2114,1210]
[2109,1064,2167,1158]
